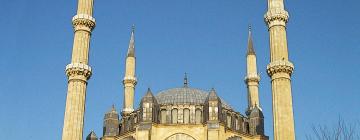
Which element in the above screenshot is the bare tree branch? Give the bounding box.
[306,117,359,140]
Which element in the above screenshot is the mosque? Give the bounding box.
[61,0,296,140]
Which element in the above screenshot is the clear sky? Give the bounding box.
[0,0,359,139]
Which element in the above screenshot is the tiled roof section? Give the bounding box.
[141,88,158,103]
[250,106,264,118]
[145,88,154,97]
[155,87,232,109]
[208,88,220,101]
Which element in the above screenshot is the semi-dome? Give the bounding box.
[155,87,233,109]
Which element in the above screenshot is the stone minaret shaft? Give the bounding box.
[122,26,137,115]
[245,26,261,113]
[265,0,296,139]
[62,0,95,140]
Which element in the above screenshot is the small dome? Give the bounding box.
[250,107,264,118]
[155,87,232,109]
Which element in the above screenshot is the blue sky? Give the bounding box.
[0,0,359,139]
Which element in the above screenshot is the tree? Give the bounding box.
[306,118,360,140]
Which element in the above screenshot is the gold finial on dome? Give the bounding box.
[184,73,188,88]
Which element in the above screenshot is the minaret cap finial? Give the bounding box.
[184,73,188,87]
[132,24,135,32]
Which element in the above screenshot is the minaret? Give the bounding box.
[264,0,296,139]
[244,26,261,115]
[62,0,95,140]
[122,25,137,115]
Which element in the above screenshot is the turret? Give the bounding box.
[249,106,264,135]
[204,88,222,122]
[122,25,137,115]
[103,105,119,137]
[86,131,98,140]
[204,88,223,139]
[140,88,159,123]
[244,26,261,115]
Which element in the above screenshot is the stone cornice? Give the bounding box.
[264,8,289,28]
[245,73,260,83]
[72,14,96,32]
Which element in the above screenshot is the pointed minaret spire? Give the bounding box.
[247,25,256,55]
[184,73,188,87]
[127,24,135,57]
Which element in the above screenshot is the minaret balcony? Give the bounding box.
[264,8,289,28]
[65,63,92,81]
[267,60,294,77]
[72,14,96,32]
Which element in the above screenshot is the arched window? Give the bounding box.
[244,122,250,133]
[235,118,239,130]
[227,113,232,128]
[126,118,132,131]
[209,106,218,120]
[195,109,202,124]
[134,115,137,124]
[142,103,151,121]
[183,108,190,124]
[165,133,196,140]
[172,109,178,124]
[160,109,167,124]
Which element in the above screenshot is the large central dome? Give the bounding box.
[155,87,232,109]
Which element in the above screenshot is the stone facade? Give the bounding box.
[90,27,268,140]
[62,0,296,140]
[99,87,267,140]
